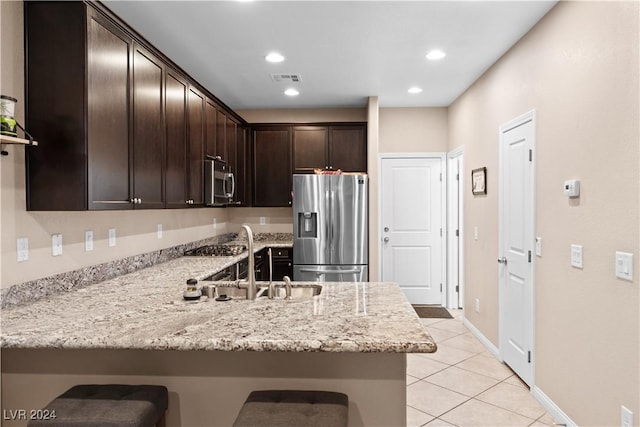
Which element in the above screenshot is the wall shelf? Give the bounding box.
[0,134,38,146]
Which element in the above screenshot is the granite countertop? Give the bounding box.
[0,240,436,354]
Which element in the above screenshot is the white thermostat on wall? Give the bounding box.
[564,179,580,197]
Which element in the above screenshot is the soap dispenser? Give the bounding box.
[183,278,202,301]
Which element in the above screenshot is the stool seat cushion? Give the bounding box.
[233,390,348,427]
[27,384,168,427]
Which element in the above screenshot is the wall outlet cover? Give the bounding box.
[213,218,217,229]
[157,224,163,239]
[571,244,583,269]
[85,231,94,252]
[108,228,117,247]
[259,216,266,225]
[17,237,29,262]
[535,237,542,257]
[51,234,63,257]
[475,298,480,313]
[621,405,633,427]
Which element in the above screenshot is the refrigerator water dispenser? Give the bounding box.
[298,212,317,238]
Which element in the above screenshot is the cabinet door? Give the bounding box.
[165,70,188,208]
[187,87,205,205]
[253,127,292,207]
[205,98,218,158]
[329,125,367,172]
[235,124,249,206]
[87,11,132,210]
[132,44,165,209]
[216,109,227,160]
[293,126,328,173]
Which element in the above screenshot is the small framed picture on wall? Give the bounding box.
[472,167,487,195]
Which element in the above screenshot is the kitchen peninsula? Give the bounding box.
[1,243,436,427]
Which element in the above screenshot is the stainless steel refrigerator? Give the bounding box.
[293,174,368,282]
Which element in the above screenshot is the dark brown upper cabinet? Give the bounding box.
[235,124,250,206]
[25,1,249,211]
[252,126,292,207]
[132,44,165,209]
[187,87,205,206]
[292,124,367,174]
[26,2,134,210]
[165,70,189,208]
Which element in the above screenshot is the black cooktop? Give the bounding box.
[183,244,247,257]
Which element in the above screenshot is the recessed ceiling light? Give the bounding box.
[426,50,446,60]
[265,52,285,63]
[284,88,299,97]
[408,87,423,94]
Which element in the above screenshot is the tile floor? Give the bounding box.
[407,310,560,427]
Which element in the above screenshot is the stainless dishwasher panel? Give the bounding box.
[293,265,368,282]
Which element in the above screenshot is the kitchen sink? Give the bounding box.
[205,282,321,300]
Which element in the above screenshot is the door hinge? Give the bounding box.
[455,285,459,292]
[455,229,459,237]
[440,283,443,292]
[529,149,533,162]
[528,250,532,263]
[439,173,442,182]
[528,351,532,363]
[440,228,443,237]
[456,173,459,181]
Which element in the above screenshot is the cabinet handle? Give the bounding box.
[288,201,292,205]
[130,198,136,204]
[137,198,142,204]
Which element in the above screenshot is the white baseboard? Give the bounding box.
[462,316,500,359]
[531,386,577,427]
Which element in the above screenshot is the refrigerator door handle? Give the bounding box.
[298,268,363,274]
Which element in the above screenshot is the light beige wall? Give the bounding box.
[367,97,380,281]
[227,207,293,234]
[379,107,448,153]
[236,108,366,123]
[0,1,230,288]
[448,2,639,425]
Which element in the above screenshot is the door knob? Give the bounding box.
[383,237,390,243]
[497,257,508,264]
[384,227,389,232]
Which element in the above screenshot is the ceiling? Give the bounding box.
[103,1,557,110]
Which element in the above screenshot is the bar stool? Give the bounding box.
[233,389,349,427]
[27,384,168,427]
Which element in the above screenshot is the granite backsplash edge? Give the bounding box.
[1,232,292,309]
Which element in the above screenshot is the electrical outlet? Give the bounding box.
[475,298,480,313]
[108,228,117,247]
[616,252,634,281]
[17,238,29,262]
[571,244,583,268]
[85,231,94,252]
[621,405,633,427]
[51,234,63,257]
[259,216,266,225]
[213,218,217,229]
[474,226,478,240]
[157,224,163,239]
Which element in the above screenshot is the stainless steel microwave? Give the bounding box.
[205,157,234,206]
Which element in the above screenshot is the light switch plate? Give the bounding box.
[571,244,583,268]
[157,224,163,239]
[108,228,117,247]
[622,405,633,427]
[17,238,29,262]
[259,216,266,225]
[474,226,479,241]
[535,237,542,257]
[85,231,94,252]
[615,252,634,281]
[52,234,63,257]
[212,218,217,229]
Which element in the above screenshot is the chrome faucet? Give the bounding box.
[238,224,256,300]
[283,275,293,300]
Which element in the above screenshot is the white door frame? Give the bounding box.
[498,110,536,386]
[378,152,447,306]
[447,147,464,309]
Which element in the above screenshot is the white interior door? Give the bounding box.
[499,111,536,386]
[447,150,464,309]
[381,155,444,305]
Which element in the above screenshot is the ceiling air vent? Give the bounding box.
[270,73,302,83]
